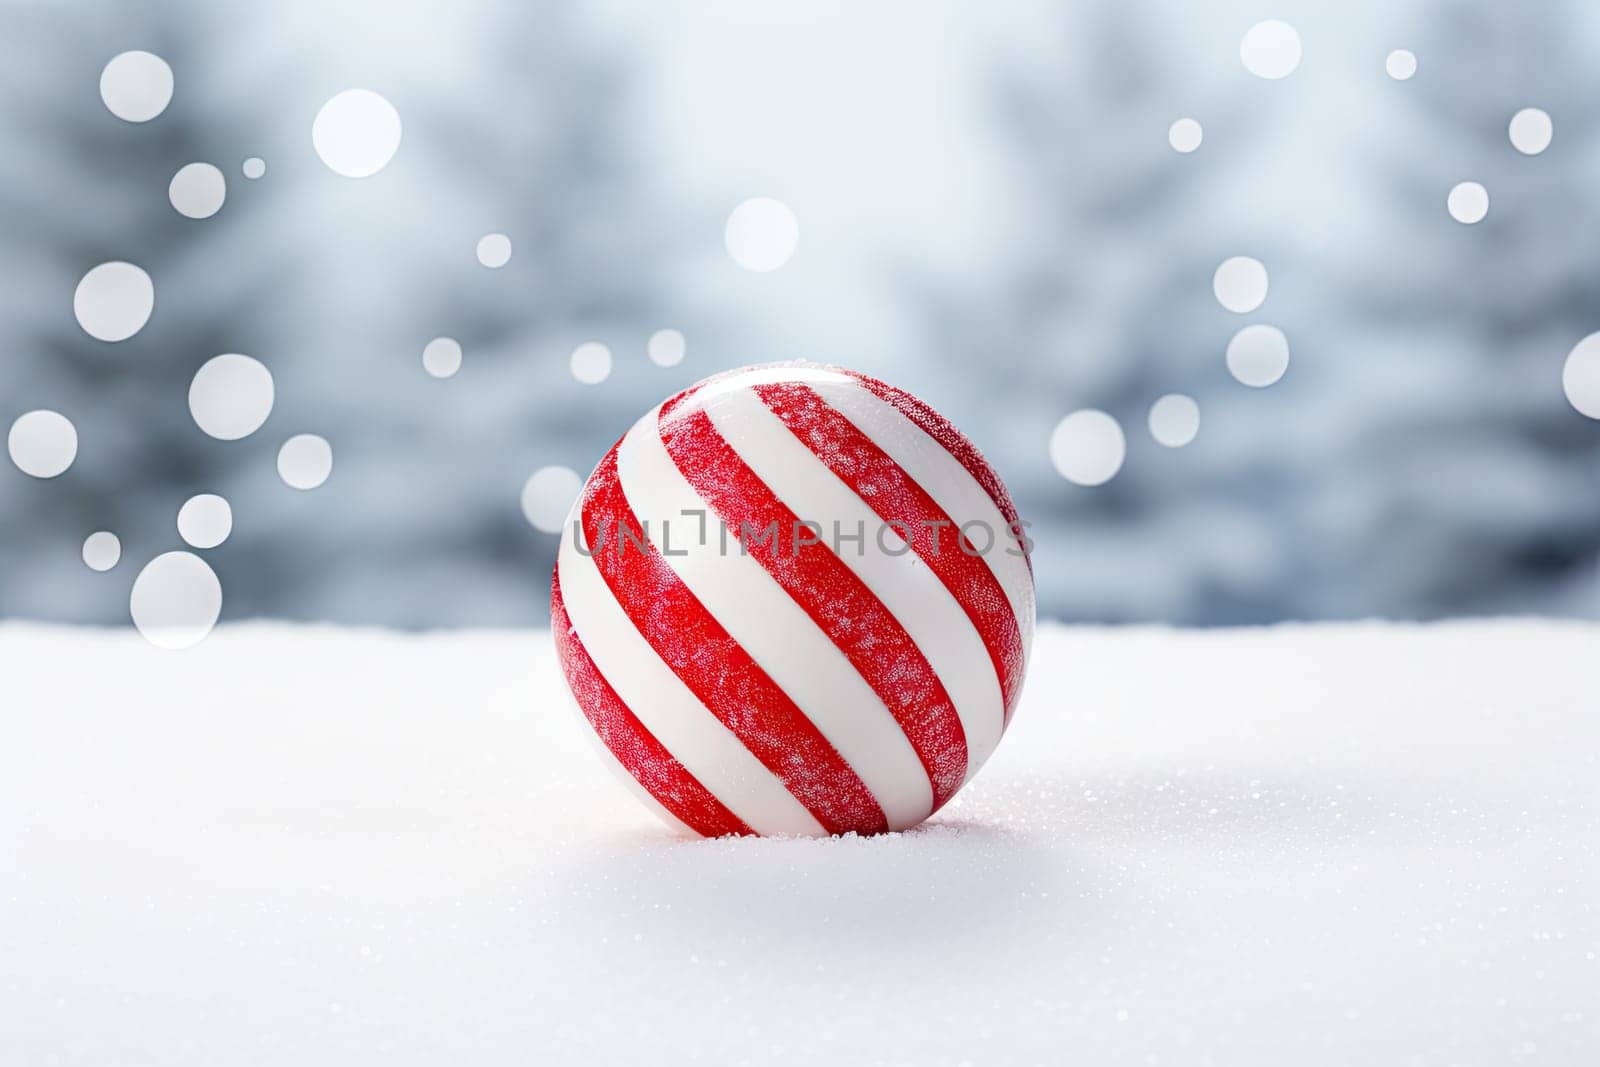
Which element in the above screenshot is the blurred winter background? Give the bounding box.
[2,0,1598,631]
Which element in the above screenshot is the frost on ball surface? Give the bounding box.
[1213,256,1269,313]
[648,328,687,367]
[725,197,799,272]
[1240,20,1301,80]
[1509,108,1552,155]
[1564,332,1600,419]
[189,354,274,440]
[1386,49,1417,80]
[177,494,232,549]
[1050,409,1125,486]
[8,410,77,478]
[82,531,121,572]
[169,162,226,219]
[476,233,512,268]
[312,89,402,178]
[522,466,583,534]
[550,363,1035,837]
[422,337,462,379]
[1227,324,1290,387]
[130,551,221,650]
[74,262,154,342]
[1448,182,1489,224]
[1148,394,1200,448]
[570,341,612,385]
[1168,118,1203,153]
[278,435,333,490]
[100,51,172,122]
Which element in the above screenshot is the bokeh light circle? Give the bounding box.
[1226,324,1290,387]
[82,531,121,572]
[1049,410,1125,487]
[647,328,687,367]
[278,434,332,490]
[1240,20,1301,80]
[1148,394,1201,448]
[570,341,612,385]
[422,337,463,379]
[312,89,402,178]
[1562,332,1600,419]
[1213,256,1269,313]
[1447,182,1489,224]
[74,261,154,342]
[169,162,226,219]
[1509,108,1552,155]
[1168,118,1203,153]
[130,551,222,650]
[177,493,232,549]
[725,197,799,272]
[100,51,173,123]
[189,354,274,440]
[476,233,512,268]
[1386,50,1417,80]
[241,157,266,180]
[521,466,584,534]
[8,410,78,478]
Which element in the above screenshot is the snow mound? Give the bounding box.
[2,620,1595,1063]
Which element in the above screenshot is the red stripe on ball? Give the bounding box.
[659,398,970,812]
[840,368,1032,578]
[551,571,753,837]
[581,448,890,836]
[754,381,1027,725]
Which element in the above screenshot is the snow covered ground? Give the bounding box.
[2,620,1595,1065]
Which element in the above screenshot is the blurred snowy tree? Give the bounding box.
[912,1,1600,623]
[1316,0,1600,617]
[0,3,282,621]
[904,4,1278,624]
[0,0,681,626]
[214,0,681,626]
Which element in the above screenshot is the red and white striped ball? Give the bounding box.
[551,362,1035,836]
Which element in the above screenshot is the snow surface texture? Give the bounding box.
[2,620,1595,1065]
